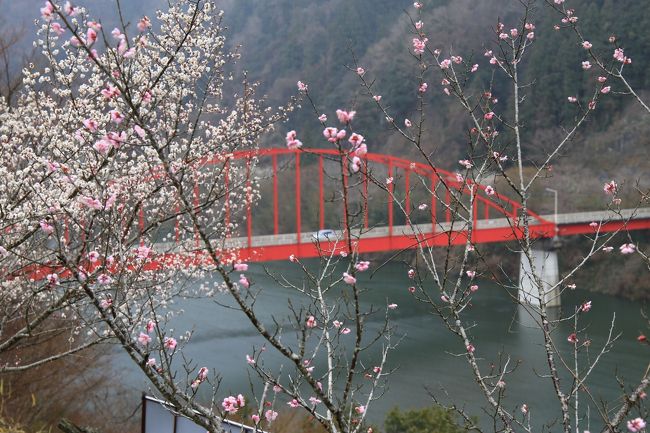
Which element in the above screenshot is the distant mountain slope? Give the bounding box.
[3,0,649,210]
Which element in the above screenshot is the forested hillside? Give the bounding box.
[218,0,650,214]
[7,0,650,188]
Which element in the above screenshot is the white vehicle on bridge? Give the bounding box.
[312,229,336,241]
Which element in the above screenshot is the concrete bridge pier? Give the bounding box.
[518,238,561,308]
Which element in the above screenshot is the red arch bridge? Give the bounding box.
[147,148,650,263]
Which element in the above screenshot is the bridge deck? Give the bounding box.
[153,208,650,261]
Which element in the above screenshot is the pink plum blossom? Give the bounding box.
[50,22,65,36]
[582,41,593,49]
[297,81,308,92]
[70,36,84,47]
[470,285,479,292]
[412,38,427,54]
[336,109,355,124]
[613,48,631,64]
[46,273,59,285]
[239,274,250,288]
[40,1,55,20]
[567,333,578,344]
[86,28,98,46]
[349,133,364,146]
[418,203,428,210]
[265,410,278,422]
[138,332,152,346]
[485,185,495,196]
[355,406,366,414]
[234,262,249,271]
[222,395,245,414]
[285,130,302,150]
[318,114,327,122]
[467,344,475,353]
[88,251,100,262]
[136,245,151,259]
[164,337,177,350]
[601,86,611,94]
[353,143,367,157]
[419,83,428,92]
[146,320,155,333]
[306,316,317,328]
[343,272,357,285]
[404,119,412,128]
[251,414,260,424]
[93,139,113,155]
[355,261,370,272]
[627,418,646,433]
[356,67,365,76]
[619,243,636,254]
[246,354,255,365]
[109,110,124,124]
[581,301,592,312]
[323,127,339,142]
[83,118,99,132]
[603,180,617,194]
[137,16,151,32]
[40,220,54,235]
[101,85,121,99]
[97,274,112,285]
[64,1,77,16]
[388,303,398,309]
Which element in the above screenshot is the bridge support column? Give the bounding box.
[518,239,561,308]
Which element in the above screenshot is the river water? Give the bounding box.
[121,259,648,430]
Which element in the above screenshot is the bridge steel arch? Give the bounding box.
[180,148,556,263]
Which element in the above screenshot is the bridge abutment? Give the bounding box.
[518,238,561,308]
